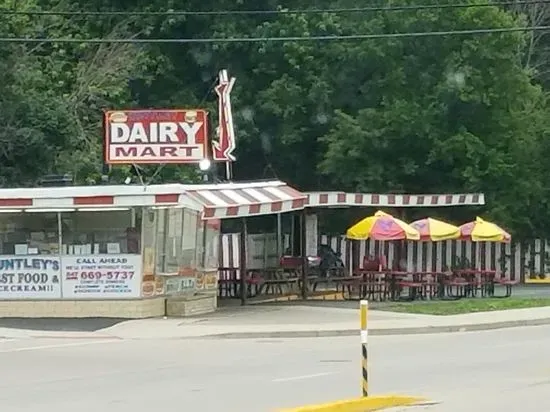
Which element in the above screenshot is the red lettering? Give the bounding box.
[115,147,137,157]
[160,147,177,156]
[110,145,203,161]
[141,147,156,156]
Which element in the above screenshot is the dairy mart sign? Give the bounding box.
[104,109,208,164]
[62,254,142,299]
[0,256,61,299]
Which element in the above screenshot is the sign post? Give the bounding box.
[213,69,237,180]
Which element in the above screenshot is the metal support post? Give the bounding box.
[57,212,64,298]
[276,213,282,257]
[239,217,248,305]
[300,210,307,299]
[360,300,369,397]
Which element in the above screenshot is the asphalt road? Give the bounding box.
[0,326,550,412]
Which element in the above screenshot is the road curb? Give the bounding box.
[200,317,550,339]
[0,333,121,340]
[28,334,122,340]
[3,316,550,340]
[277,395,427,412]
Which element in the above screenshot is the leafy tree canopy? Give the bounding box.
[1,0,550,236]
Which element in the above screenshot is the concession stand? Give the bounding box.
[0,180,307,318]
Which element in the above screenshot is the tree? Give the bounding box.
[318,3,550,235]
[1,0,550,236]
[0,0,78,185]
[1,0,204,184]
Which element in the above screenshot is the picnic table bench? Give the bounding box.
[256,268,299,295]
[218,265,519,301]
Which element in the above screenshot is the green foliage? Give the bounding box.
[1,0,550,237]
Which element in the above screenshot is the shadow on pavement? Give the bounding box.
[0,318,128,332]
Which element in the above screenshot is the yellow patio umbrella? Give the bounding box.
[459,217,511,242]
[410,218,460,242]
[346,211,420,241]
[459,217,511,271]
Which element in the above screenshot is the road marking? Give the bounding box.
[0,339,120,353]
[272,372,337,383]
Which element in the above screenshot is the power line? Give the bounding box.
[2,0,550,17]
[0,25,548,44]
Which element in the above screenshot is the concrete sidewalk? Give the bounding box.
[3,304,550,340]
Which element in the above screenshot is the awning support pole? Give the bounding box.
[290,215,295,255]
[300,210,307,299]
[57,212,64,299]
[277,213,282,257]
[240,217,248,306]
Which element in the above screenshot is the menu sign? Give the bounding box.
[62,254,142,298]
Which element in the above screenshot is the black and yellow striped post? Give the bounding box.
[360,300,369,397]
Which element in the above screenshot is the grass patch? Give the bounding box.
[376,297,550,315]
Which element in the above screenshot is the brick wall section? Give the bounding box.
[0,298,165,318]
[166,293,217,317]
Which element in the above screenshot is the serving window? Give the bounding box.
[60,209,141,255]
[0,212,59,255]
[181,208,199,270]
[155,207,200,275]
[197,219,220,270]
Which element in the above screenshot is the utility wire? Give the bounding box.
[0,26,548,44]
[2,0,550,17]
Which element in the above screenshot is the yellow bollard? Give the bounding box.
[360,300,368,397]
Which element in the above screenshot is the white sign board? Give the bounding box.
[0,256,61,299]
[104,109,208,164]
[62,254,142,299]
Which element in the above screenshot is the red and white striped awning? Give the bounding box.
[0,184,192,210]
[0,182,308,218]
[306,192,485,208]
[184,181,307,219]
[0,183,485,218]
